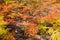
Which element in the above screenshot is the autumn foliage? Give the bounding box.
[0,0,60,40]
